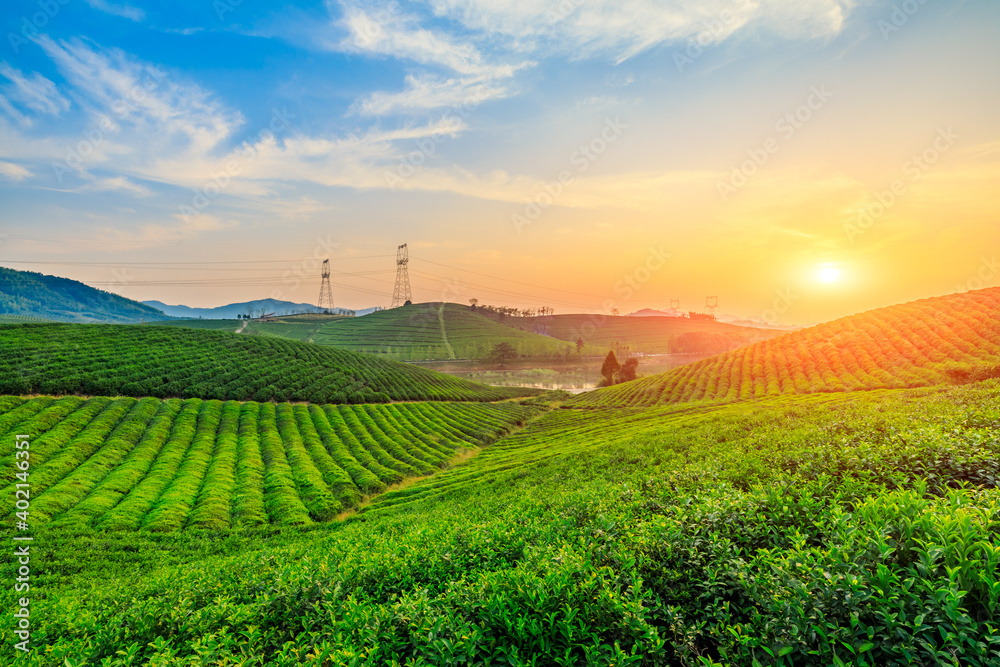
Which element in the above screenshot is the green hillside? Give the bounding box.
[0,323,538,402]
[572,287,1000,408]
[4,381,999,665]
[0,266,168,323]
[152,313,355,339]
[149,319,242,332]
[0,396,538,530]
[516,312,784,355]
[312,302,599,360]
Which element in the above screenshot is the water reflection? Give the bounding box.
[413,352,717,393]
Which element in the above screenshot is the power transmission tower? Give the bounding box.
[669,298,680,311]
[705,296,719,318]
[391,243,412,308]
[317,259,334,312]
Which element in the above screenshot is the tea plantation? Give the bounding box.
[0,323,537,403]
[2,383,999,665]
[1,293,1000,665]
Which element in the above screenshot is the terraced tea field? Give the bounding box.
[573,287,1000,407]
[149,319,242,332]
[313,302,596,360]
[0,395,537,531]
[0,323,537,402]
[6,382,999,666]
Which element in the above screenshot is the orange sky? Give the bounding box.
[1,0,998,325]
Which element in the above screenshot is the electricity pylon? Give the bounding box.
[317,259,334,312]
[391,243,412,308]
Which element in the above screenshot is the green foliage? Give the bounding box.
[487,341,519,368]
[0,322,540,403]
[601,350,621,386]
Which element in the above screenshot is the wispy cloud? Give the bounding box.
[352,73,510,116]
[85,0,145,22]
[83,175,153,196]
[0,62,70,127]
[421,0,862,61]
[335,1,525,77]
[0,160,31,180]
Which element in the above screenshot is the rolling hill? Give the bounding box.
[0,323,538,402]
[0,266,168,323]
[572,287,1000,408]
[311,302,600,360]
[517,311,784,355]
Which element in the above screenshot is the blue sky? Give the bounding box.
[1,0,998,323]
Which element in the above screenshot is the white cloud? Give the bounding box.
[336,1,525,78]
[0,62,70,127]
[326,0,861,116]
[84,175,153,197]
[422,0,862,61]
[85,0,145,22]
[331,0,531,114]
[352,73,510,116]
[0,160,31,180]
[36,36,241,159]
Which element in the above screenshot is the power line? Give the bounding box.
[410,255,608,300]
[0,255,395,266]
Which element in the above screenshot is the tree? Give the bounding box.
[601,350,621,386]
[487,342,518,369]
[617,357,639,383]
[469,298,479,309]
[576,337,585,354]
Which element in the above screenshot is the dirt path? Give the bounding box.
[235,321,248,334]
[437,303,456,360]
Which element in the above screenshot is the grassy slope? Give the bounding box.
[4,382,1000,665]
[149,319,242,332]
[152,313,354,339]
[0,323,538,402]
[313,302,595,360]
[572,287,1000,408]
[519,312,784,354]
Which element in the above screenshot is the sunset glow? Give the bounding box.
[0,1,997,326]
[817,266,842,284]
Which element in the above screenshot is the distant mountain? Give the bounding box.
[716,316,801,331]
[145,298,330,319]
[0,266,168,323]
[629,308,683,317]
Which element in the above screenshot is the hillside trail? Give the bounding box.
[437,304,457,360]
[235,321,248,334]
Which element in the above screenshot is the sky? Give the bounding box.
[0,0,998,325]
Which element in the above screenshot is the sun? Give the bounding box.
[817,266,842,284]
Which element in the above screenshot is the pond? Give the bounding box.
[412,352,718,393]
